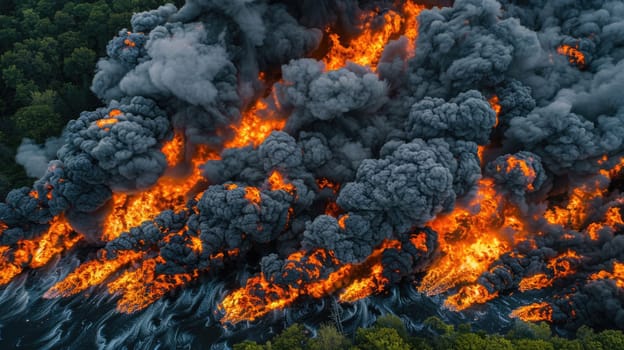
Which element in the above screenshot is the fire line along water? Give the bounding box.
[1,0,624,348]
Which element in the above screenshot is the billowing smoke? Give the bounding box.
[2,0,624,348]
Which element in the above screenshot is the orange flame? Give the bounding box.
[488,95,501,127]
[268,170,296,196]
[101,144,218,241]
[224,97,286,149]
[0,216,81,285]
[445,284,498,311]
[220,240,402,324]
[162,131,185,167]
[419,179,513,297]
[323,1,424,71]
[544,180,606,229]
[244,187,262,205]
[510,302,553,322]
[557,44,585,68]
[95,118,119,130]
[518,250,582,291]
[338,214,349,230]
[497,155,537,191]
[107,256,199,313]
[44,250,146,298]
[589,262,624,288]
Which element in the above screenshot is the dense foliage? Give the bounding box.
[0,0,183,197]
[233,315,624,350]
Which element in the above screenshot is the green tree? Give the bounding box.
[63,47,96,82]
[233,340,265,350]
[551,337,583,350]
[482,335,513,350]
[375,315,409,340]
[271,324,307,350]
[595,330,624,349]
[512,339,554,350]
[356,327,411,350]
[11,90,63,142]
[307,324,351,350]
[506,320,552,341]
[423,316,453,335]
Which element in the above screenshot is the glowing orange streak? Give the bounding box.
[518,273,550,292]
[337,214,349,230]
[544,180,606,229]
[323,1,425,71]
[220,240,402,324]
[224,98,286,149]
[516,250,581,292]
[95,118,119,129]
[44,250,146,298]
[101,145,218,241]
[488,95,501,127]
[510,302,553,322]
[557,44,585,68]
[107,256,199,313]
[589,262,624,288]
[268,170,296,196]
[496,155,537,191]
[244,187,262,205]
[445,284,499,311]
[0,216,82,285]
[419,179,512,296]
[161,131,185,167]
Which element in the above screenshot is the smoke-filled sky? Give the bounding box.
[2,0,624,348]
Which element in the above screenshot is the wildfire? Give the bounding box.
[488,95,501,127]
[497,155,537,191]
[101,143,218,241]
[418,179,513,297]
[44,250,146,298]
[510,302,553,322]
[107,256,199,313]
[162,131,185,167]
[544,181,606,229]
[557,44,586,68]
[518,250,582,291]
[268,170,296,196]
[316,178,342,217]
[224,97,286,149]
[220,240,403,324]
[323,1,424,71]
[0,216,81,285]
[589,262,624,288]
[445,284,498,311]
[244,187,262,205]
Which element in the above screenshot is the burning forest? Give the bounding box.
[1,0,624,348]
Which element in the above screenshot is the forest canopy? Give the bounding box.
[0,0,184,197]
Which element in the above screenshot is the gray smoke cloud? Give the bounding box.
[15,137,63,178]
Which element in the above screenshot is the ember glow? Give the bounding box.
[557,44,586,68]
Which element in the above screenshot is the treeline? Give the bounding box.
[233,315,624,350]
[0,0,183,197]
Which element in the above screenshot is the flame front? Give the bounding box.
[323,1,424,71]
[418,179,512,296]
[0,216,81,285]
[510,302,554,322]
